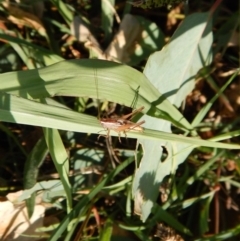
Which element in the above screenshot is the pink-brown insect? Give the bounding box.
[99,106,145,142]
[94,68,145,142]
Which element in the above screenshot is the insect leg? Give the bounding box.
[118,131,122,143]
[122,106,145,120]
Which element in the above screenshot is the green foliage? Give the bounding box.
[0,1,239,240]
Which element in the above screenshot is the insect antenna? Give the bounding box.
[131,85,140,110]
[94,68,101,121]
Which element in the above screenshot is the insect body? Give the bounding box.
[94,68,145,142]
[99,106,145,142]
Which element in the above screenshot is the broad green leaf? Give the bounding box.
[128,16,165,65]
[132,12,214,221]
[0,58,192,130]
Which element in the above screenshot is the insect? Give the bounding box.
[99,106,145,142]
[94,68,145,142]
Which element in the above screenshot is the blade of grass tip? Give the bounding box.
[142,128,240,149]
[126,184,132,217]
[209,129,240,142]
[199,194,214,234]
[176,190,215,210]
[118,223,145,231]
[225,179,240,189]
[102,175,132,190]
[192,69,240,127]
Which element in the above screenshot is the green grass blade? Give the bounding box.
[49,156,134,240]
[101,0,115,43]
[43,128,72,212]
[99,219,113,241]
[0,32,63,65]
[0,92,239,149]
[24,137,48,217]
[51,0,73,25]
[192,69,240,127]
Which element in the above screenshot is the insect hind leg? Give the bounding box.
[122,106,145,120]
[98,129,110,141]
